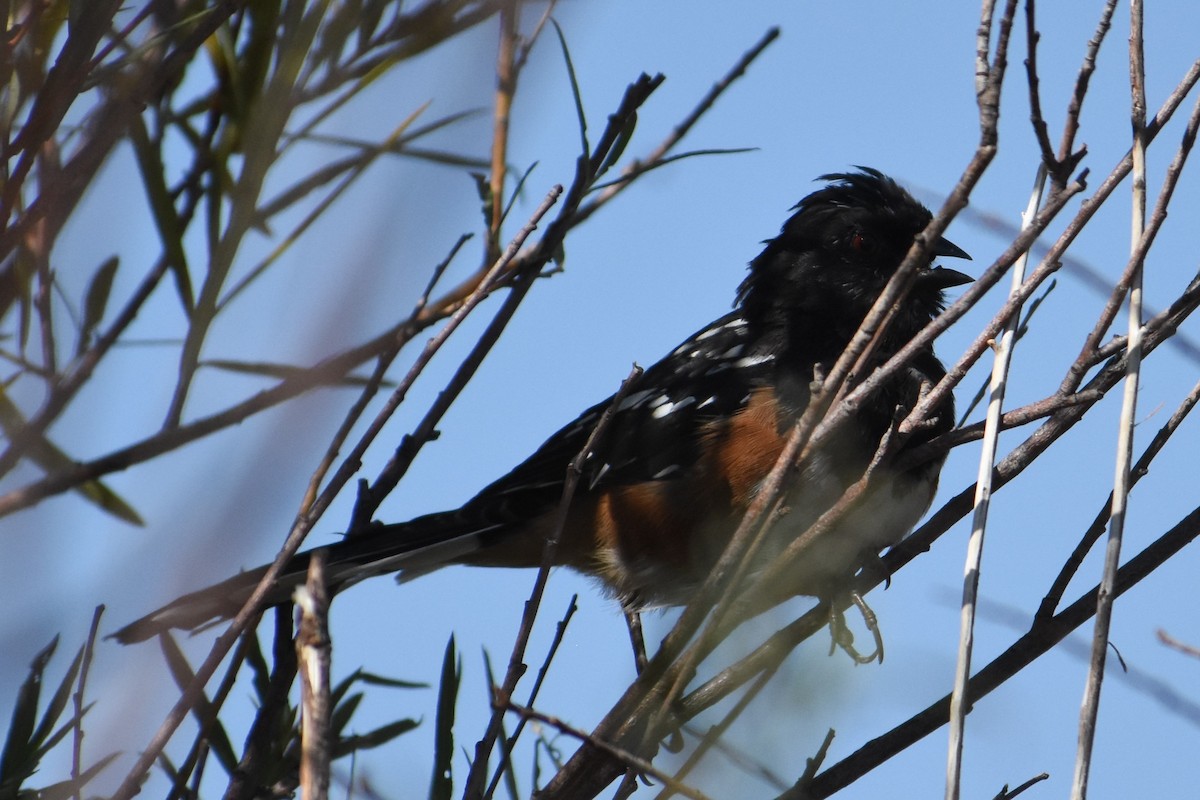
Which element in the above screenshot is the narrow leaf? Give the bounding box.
[76,256,118,356]
[156,635,238,772]
[34,750,119,800]
[128,116,193,311]
[0,637,58,788]
[29,644,83,753]
[429,636,459,800]
[0,387,144,525]
[334,718,420,757]
[551,20,589,160]
[589,147,759,193]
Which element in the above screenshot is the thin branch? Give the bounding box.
[791,503,1200,799]
[71,606,105,800]
[505,701,714,800]
[352,186,562,526]
[1070,5,1147,794]
[1054,0,1119,190]
[300,233,472,511]
[106,188,562,800]
[1022,0,1057,171]
[1039,374,1200,621]
[296,552,331,800]
[1061,87,1200,394]
[946,164,1047,800]
[484,594,580,800]
[487,1,519,265]
[570,27,779,229]
[463,365,643,800]
[994,773,1051,800]
[655,670,778,800]
[1157,630,1200,660]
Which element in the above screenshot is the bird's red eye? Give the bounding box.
[850,232,867,251]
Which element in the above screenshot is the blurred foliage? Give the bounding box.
[0,635,117,800]
[0,0,503,523]
[0,1,509,797]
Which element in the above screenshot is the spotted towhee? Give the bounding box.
[114,167,971,644]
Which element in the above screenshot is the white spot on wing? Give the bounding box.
[617,390,655,411]
[651,464,682,479]
[734,354,773,368]
[588,462,612,490]
[650,396,696,419]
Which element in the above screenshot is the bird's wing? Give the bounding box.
[457,311,777,524]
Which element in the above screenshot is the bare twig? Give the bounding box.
[301,233,473,511]
[655,670,777,800]
[993,773,1051,800]
[71,606,105,800]
[296,552,331,800]
[505,701,714,800]
[1053,0,1119,190]
[1071,5,1147,795]
[464,365,642,800]
[487,1,519,265]
[352,185,563,526]
[1062,88,1200,395]
[946,164,1047,800]
[790,503,1200,799]
[1039,375,1200,620]
[107,187,562,800]
[1157,630,1200,660]
[570,27,779,229]
[484,595,580,800]
[1022,0,1058,172]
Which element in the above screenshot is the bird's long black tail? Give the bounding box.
[112,509,503,644]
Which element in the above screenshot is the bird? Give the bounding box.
[114,167,971,644]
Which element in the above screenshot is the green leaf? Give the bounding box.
[128,115,194,311]
[157,635,238,773]
[33,751,119,800]
[357,0,385,51]
[76,256,118,356]
[330,692,363,739]
[334,718,420,758]
[428,636,460,800]
[244,627,272,702]
[0,637,58,792]
[352,671,428,690]
[0,385,144,525]
[29,644,83,757]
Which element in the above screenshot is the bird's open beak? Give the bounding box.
[921,236,973,289]
[934,236,971,261]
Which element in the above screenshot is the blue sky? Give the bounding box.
[3,2,1199,798]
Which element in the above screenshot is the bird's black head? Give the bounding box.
[737,167,971,361]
